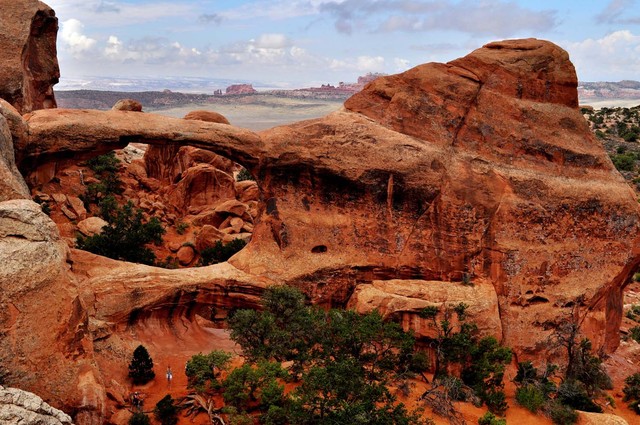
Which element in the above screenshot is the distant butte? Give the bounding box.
[225,83,257,95]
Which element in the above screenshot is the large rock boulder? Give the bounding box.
[0,385,74,425]
[241,38,639,357]
[0,200,106,423]
[0,0,59,113]
[0,101,30,201]
[163,164,236,214]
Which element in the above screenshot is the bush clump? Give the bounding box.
[222,285,431,424]
[199,239,247,266]
[546,401,578,425]
[185,350,232,393]
[128,412,151,425]
[81,151,124,209]
[236,168,254,182]
[612,152,637,171]
[623,372,640,414]
[515,385,547,413]
[154,394,179,425]
[76,201,165,265]
[478,411,506,425]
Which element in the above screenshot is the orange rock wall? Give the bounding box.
[0,0,59,113]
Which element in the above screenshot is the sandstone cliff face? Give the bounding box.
[242,38,640,357]
[0,0,59,113]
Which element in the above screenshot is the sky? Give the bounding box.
[45,0,640,89]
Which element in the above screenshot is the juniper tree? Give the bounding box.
[129,345,155,385]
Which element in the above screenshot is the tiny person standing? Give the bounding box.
[166,366,173,388]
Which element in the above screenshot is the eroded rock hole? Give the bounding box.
[28,131,262,268]
[311,245,327,253]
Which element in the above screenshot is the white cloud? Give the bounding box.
[565,30,640,81]
[393,57,411,71]
[255,34,291,49]
[330,55,386,72]
[357,55,385,71]
[60,19,97,56]
[104,35,122,58]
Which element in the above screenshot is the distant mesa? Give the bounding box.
[300,72,388,96]
[578,80,640,100]
[225,84,257,95]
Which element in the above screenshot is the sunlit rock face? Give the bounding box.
[0,0,59,114]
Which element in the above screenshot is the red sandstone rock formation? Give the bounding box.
[225,84,256,95]
[0,0,59,113]
[1,27,639,425]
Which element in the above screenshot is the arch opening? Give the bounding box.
[28,141,261,269]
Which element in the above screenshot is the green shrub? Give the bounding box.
[128,345,155,385]
[623,373,640,414]
[128,412,151,425]
[516,384,546,413]
[612,153,636,171]
[81,152,124,210]
[185,350,232,392]
[175,221,189,235]
[155,256,179,269]
[627,304,640,322]
[76,201,165,265]
[35,198,51,215]
[236,168,254,182]
[409,351,430,374]
[546,401,578,425]
[227,286,428,424]
[222,362,286,410]
[557,379,602,413]
[199,238,247,266]
[154,394,178,425]
[478,411,506,425]
[461,336,512,414]
[629,326,640,343]
[439,375,466,401]
[86,151,121,174]
[461,273,474,286]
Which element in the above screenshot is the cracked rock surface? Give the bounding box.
[0,386,74,425]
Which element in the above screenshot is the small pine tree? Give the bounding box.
[129,345,155,385]
[154,394,179,425]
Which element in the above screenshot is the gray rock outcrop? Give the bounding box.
[0,385,74,425]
